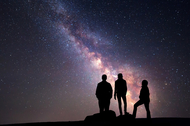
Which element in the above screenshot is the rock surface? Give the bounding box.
[84,110,116,121]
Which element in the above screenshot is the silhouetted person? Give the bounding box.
[114,73,127,116]
[96,74,113,113]
[133,80,151,119]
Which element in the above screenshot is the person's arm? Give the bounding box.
[114,82,117,100]
[147,87,150,97]
[110,83,113,99]
[95,84,99,99]
[125,80,127,94]
[139,88,142,99]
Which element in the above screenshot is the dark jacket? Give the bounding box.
[114,79,127,96]
[139,85,150,102]
[96,81,113,100]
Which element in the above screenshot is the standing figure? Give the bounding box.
[96,74,113,113]
[133,80,151,119]
[114,73,127,116]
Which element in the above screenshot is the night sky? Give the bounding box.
[1,0,190,124]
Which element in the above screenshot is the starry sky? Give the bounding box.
[1,0,190,124]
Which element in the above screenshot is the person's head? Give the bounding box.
[118,73,123,79]
[102,74,107,81]
[142,80,148,87]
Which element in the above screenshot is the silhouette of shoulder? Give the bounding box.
[97,81,112,90]
[115,79,126,85]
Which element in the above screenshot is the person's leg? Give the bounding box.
[104,99,110,111]
[117,95,122,115]
[144,101,151,119]
[105,99,110,111]
[133,100,144,118]
[99,100,104,113]
[121,95,127,114]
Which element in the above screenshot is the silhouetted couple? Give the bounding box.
[96,74,151,119]
[95,73,127,115]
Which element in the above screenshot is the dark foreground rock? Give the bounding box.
[84,110,116,122]
[1,118,190,126]
[84,111,153,125]
[116,112,134,122]
[85,110,135,122]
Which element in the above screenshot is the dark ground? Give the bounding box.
[1,118,189,126]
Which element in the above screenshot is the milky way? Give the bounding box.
[45,0,159,119]
[1,0,190,124]
[50,0,157,110]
